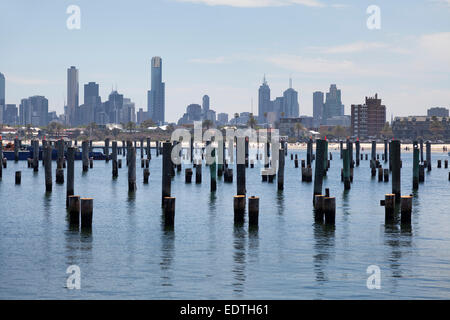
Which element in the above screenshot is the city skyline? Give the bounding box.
[1,0,449,122]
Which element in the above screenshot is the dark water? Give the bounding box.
[0,149,449,299]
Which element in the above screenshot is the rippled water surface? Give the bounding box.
[0,148,449,299]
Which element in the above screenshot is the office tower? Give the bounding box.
[20,96,48,126]
[351,93,386,138]
[83,82,101,125]
[258,75,271,123]
[4,104,18,125]
[147,57,165,124]
[67,66,79,126]
[202,95,210,114]
[282,78,299,118]
[122,98,136,123]
[272,96,284,123]
[105,90,124,124]
[0,72,5,124]
[427,107,449,117]
[313,91,324,126]
[217,113,228,125]
[323,84,344,124]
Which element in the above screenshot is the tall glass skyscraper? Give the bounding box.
[258,75,271,123]
[147,57,165,124]
[313,91,324,126]
[67,66,79,126]
[322,84,344,123]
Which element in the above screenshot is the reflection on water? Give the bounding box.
[276,190,284,216]
[232,224,246,296]
[160,222,175,287]
[248,226,259,263]
[313,223,335,294]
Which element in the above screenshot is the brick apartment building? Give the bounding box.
[351,94,386,138]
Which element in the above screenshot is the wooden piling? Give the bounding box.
[314,195,325,222]
[278,148,285,190]
[112,141,118,178]
[80,198,93,228]
[82,141,89,172]
[233,195,246,223]
[44,145,52,192]
[237,137,246,196]
[382,194,395,222]
[343,148,351,190]
[413,143,420,189]
[384,168,389,182]
[400,196,412,224]
[162,142,172,206]
[196,160,202,184]
[143,168,150,184]
[14,138,19,162]
[146,138,151,160]
[437,160,442,168]
[68,195,80,225]
[185,168,193,183]
[248,196,259,226]
[210,148,217,192]
[0,139,2,179]
[355,140,360,167]
[66,147,75,208]
[324,197,336,225]
[15,171,21,184]
[163,197,176,227]
[128,146,137,192]
[105,138,110,162]
[391,140,401,201]
[426,141,431,171]
[313,139,326,203]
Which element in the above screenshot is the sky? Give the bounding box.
[0,0,449,123]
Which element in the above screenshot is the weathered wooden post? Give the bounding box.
[314,194,325,222]
[32,140,39,172]
[381,194,395,222]
[210,148,217,192]
[44,145,52,192]
[82,141,89,172]
[371,141,376,163]
[185,168,193,183]
[324,197,336,225]
[162,142,172,206]
[413,142,420,190]
[378,167,383,182]
[56,139,64,169]
[278,148,285,191]
[313,139,326,203]
[437,160,442,168]
[307,138,313,166]
[347,139,353,168]
[391,140,401,201]
[355,139,360,167]
[66,147,75,208]
[383,168,389,182]
[128,146,137,192]
[384,140,388,163]
[105,138,110,162]
[233,195,246,223]
[217,136,224,177]
[248,196,259,226]
[146,138,151,160]
[0,138,2,179]
[237,137,246,196]
[195,160,202,183]
[163,197,176,227]
[68,195,80,225]
[340,140,344,159]
[143,168,150,184]
[323,139,328,176]
[426,141,431,171]
[80,198,93,228]
[112,141,118,178]
[445,160,448,169]
[15,171,21,184]
[343,148,351,190]
[89,157,93,169]
[14,138,19,162]
[400,196,412,224]
[419,164,424,182]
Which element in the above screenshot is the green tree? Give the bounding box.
[140,119,156,129]
[247,115,257,129]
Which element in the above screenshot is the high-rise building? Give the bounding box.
[82,82,101,125]
[4,104,18,125]
[67,66,79,126]
[147,57,165,124]
[323,84,344,124]
[202,95,210,114]
[313,91,324,126]
[258,75,271,123]
[351,94,386,138]
[20,96,48,126]
[282,78,299,118]
[217,113,228,125]
[427,107,449,117]
[0,72,5,124]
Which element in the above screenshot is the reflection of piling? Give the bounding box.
[391,140,401,201]
[44,145,52,192]
[162,142,172,206]
[400,196,412,224]
[68,195,80,225]
[81,198,93,228]
[66,147,75,207]
[163,197,176,227]
[248,196,259,226]
[128,147,137,192]
[313,139,326,203]
[233,195,246,223]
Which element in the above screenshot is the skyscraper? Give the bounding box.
[282,78,299,118]
[82,82,101,125]
[20,96,48,126]
[67,66,79,126]
[322,84,344,124]
[202,95,210,114]
[147,57,165,124]
[0,72,5,124]
[313,91,324,126]
[258,75,271,123]
[351,94,386,138]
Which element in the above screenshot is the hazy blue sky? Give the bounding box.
[1,0,449,122]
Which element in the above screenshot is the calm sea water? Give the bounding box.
[0,148,449,299]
